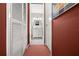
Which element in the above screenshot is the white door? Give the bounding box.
[30,3,45,45]
[7,3,27,56]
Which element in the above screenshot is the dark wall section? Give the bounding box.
[27,3,30,44]
[0,4,6,56]
[53,4,79,56]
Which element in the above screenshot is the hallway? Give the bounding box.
[0,3,78,56]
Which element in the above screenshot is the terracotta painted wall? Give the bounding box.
[0,3,6,56]
[53,4,79,56]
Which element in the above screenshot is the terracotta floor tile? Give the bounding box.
[24,45,50,56]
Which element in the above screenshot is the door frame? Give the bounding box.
[29,3,45,45]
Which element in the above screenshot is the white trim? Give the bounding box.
[21,3,24,55]
[6,3,12,56]
[6,3,8,56]
[44,4,52,54]
[29,4,31,44]
[22,3,27,55]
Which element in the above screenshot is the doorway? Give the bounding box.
[29,3,45,45]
